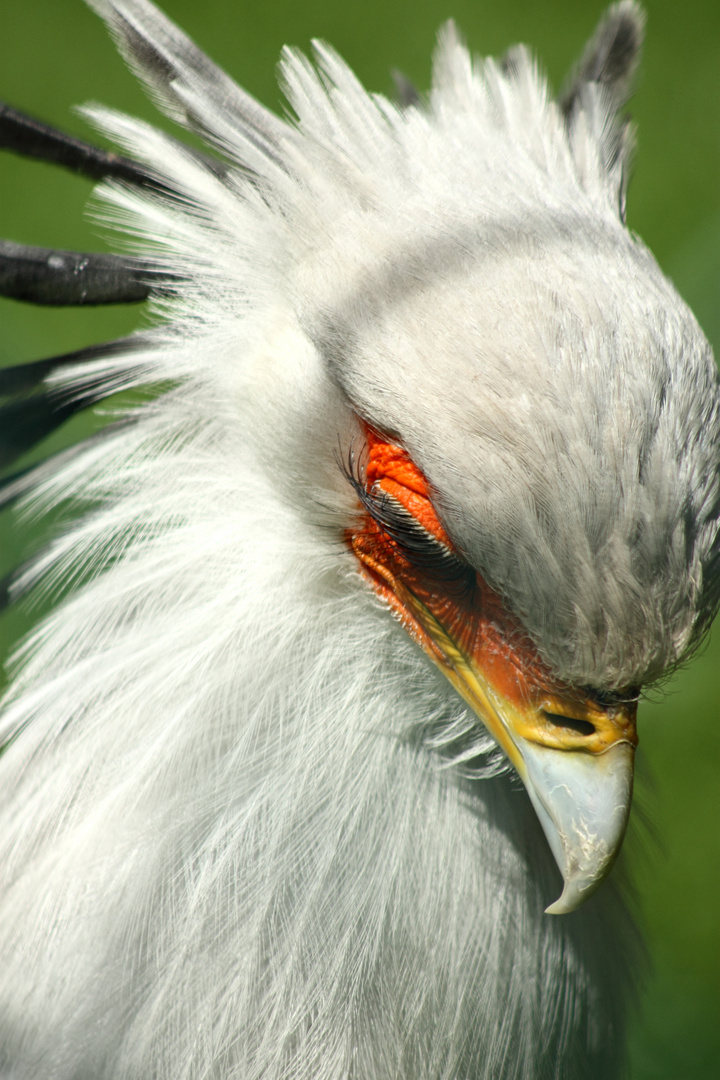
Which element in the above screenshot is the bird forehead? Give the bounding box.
[319,223,687,469]
[311,203,673,405]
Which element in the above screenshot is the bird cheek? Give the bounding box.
[348,531,454,670]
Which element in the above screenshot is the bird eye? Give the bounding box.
[352,482,473,587]
[342,442,473,587]
[542,712,596,738]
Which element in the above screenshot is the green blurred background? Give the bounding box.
[1,1,718,1075]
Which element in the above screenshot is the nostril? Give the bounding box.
[543,712,596,737]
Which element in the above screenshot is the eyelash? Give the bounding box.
[585,687,641,709]
[343,448,475,589]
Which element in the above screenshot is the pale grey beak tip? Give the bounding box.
[519,741,635,916]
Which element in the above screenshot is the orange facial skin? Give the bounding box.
[347,425,638,756]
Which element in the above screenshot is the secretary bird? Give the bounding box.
[0,2,718,1077]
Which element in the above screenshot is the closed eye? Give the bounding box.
[342,452,474,589]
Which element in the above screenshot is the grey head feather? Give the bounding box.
[392,70,422,111]
[559,2,646,220]
[85,0,290,170]
[559,0,645,118]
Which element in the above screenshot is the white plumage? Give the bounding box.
[0,2,718,1077]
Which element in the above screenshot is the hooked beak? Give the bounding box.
[521,740,634,914]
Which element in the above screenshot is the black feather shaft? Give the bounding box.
[0,102,156,187]
[0,568,15,616]
[0,338,145,397]
[0,340,144,470]
[0,240,171,305]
